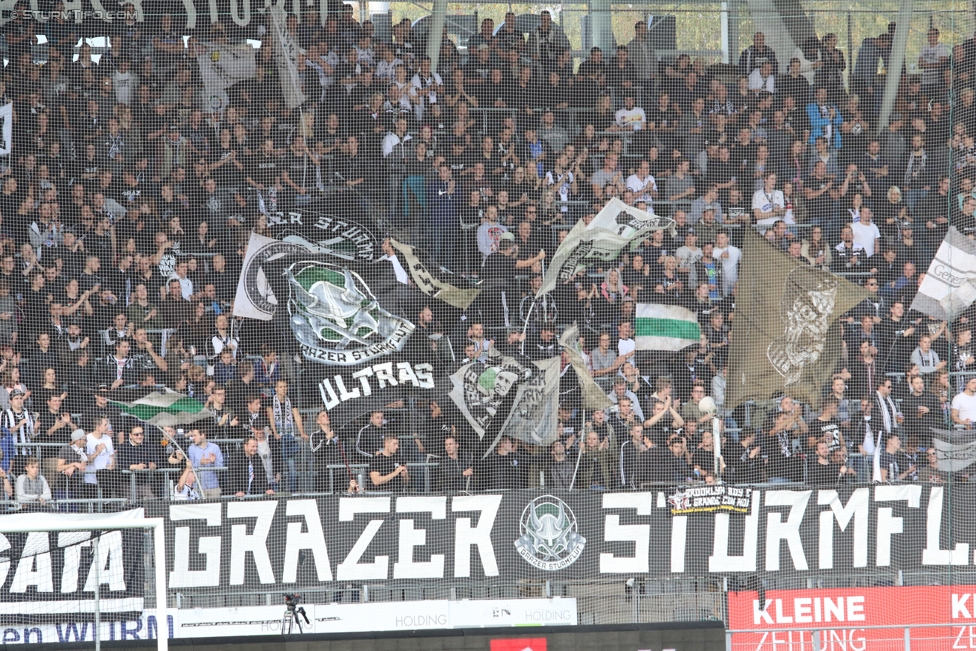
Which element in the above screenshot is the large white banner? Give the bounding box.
[0,599,576,644]
[176,598,577,638]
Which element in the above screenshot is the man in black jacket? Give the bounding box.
[434,435,474,492]
[310,410,346,492]
[116,425,163,499]
[488,436,526,490]
[227,438,275,497]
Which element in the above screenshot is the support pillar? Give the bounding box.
[877,0,914,131]
[589,0,614,56]
[426,0,448,73]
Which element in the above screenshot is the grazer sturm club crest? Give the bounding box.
[514,495,586,571]
[286,260,414,365]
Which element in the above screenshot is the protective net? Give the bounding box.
[0,511,166,647]
[0,1,975,648]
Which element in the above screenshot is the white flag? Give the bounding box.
[536,197,674,297]
[910,227,976,322]
[195,41,256,97]
[270,7,307,109]
[233,232,305,321]
[0,102,12,156]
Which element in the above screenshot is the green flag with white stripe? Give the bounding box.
[635,304,701,351]
[109,390,211,428]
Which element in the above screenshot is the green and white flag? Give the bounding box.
[109,391,211,428]
[635,304,701,351]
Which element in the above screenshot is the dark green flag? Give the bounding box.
[725,229,869,408]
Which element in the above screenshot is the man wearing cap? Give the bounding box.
[54,429,90,500]
[369,432,409,492]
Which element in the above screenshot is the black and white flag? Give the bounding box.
[269,7,307,109]
[448,353,561,451]
[193,40,256,102]
[911,227,976,322]
[388,238,481,310]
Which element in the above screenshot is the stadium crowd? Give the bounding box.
[1,7,976,508]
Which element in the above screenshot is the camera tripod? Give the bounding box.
[281,600,310,634]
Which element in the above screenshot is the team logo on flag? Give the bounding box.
[514,495,585,571]
[766,266,838,386]
[286,261,413,365]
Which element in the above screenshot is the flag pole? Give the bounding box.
[519,299,536,355]
[159,425,203,496]
[569,431,584,490]
[569,405,587,490]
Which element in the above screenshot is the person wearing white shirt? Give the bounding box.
[752,171,788,227]
[614,95,647,131]
[381,118,413,159]
[380,238,409,285]
[951,377,976,427]
[618,321,636,361]
[168,260,194,300]
[850,205,881,257]
[712,231,741,296]
[409,57,443,122]
[112,59,139,106]
[85,417,116,488]
[747,62,776,94]
[476,205,508,259]
[626,159,658,207]
[918,28,950,90]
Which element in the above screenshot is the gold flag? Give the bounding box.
[725,229,869,408]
